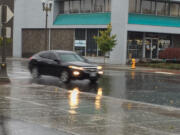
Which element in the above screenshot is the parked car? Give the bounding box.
[28,50,103,83]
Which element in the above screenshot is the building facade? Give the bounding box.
[13,0,180,64]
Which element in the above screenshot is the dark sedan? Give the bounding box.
[28,50,103,83]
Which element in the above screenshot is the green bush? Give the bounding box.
[94,24,117,63]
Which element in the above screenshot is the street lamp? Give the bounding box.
[41,0,53,50]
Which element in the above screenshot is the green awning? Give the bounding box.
[53,13,111,25]
[128,13,180,27]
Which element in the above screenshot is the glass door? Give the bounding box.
[145,38,158,59]
[152,39,158,59]
[145,39,151,59]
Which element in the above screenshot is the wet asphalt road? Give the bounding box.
[7,60,180,108]
[1,59,180,135]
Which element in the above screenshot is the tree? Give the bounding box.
[94,24,117,63]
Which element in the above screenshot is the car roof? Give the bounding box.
[53,50,75,54]
[39,50,76,54]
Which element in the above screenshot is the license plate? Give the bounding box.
[90,72,97,77]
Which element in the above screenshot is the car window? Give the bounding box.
[39,52,56,60]
[39,52,49,59]
[57,53,85,62]
[49,52,57,60]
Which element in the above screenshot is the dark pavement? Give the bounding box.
[8,59,180,108]
[0,59,180,134]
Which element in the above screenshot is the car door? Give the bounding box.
[38,52,51,75]
[47,52,61,76]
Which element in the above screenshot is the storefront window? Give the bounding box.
[64,1,70,14]
[142,0,152,14]
[127,32,173,59]
[59,0,111,14]
[75,29,86,56]
[129,0,141,13]
[136,0,141,13]
[159,39,171,51]
[75,29,103,56]
[95,0,105,12]
[70,0,80,13]
[157,2,166,15]
[59,1,65,14]
[105,0,111,12]
[170,3,180,16]
[82,0,92,13]
[129,0,136,13]
[129,0,180,17]
[165,2,170,16]
[127,32,143,59]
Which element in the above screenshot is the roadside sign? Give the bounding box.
[6,6,14,23]
[74,40,86,47]
[0,5,14,24]
[6,27,11,38]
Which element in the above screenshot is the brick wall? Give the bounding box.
[51,29,74,51]
[22,29,74,57]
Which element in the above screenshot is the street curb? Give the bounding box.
[103,66,180,74]
[0,57,29,61]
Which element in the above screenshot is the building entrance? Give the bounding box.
[127,32,172,60]
[145,38,158,59]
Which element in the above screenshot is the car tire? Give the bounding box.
[60,70,70,83]
[90,78,98,84]
[31,67,40,79]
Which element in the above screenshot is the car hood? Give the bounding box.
[65,61,97,67]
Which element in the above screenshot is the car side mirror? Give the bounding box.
[54,59,61,64]
[82,57,89,63]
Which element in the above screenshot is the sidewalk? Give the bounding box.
[85,56,180,74]
[103,64,180,74]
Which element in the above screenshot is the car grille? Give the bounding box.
[84,67,97,72]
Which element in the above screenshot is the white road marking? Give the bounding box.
[10,76,31,79]
[5,97,48,107]
[155,72,174,75]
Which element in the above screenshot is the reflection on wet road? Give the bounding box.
[7,60,180,108]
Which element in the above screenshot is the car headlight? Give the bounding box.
[98,71,104,75]
[97,66,103,70]
[68,66,84,71]
[73,71,80,76]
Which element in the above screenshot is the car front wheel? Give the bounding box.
[60,71,70,83]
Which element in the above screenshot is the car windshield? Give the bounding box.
[57,53,85,62]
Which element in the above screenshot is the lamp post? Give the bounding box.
[41,0,52,50]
